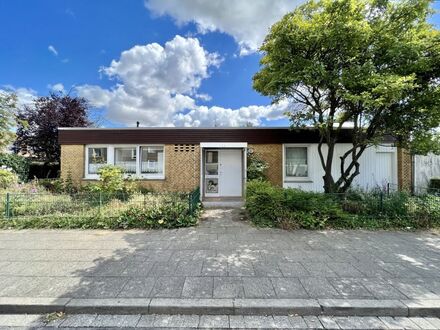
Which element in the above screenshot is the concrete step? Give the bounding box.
[1,298,440,317]
[202,201,244,208]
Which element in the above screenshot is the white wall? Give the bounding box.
[283,143,398,192]
[414,153,440,192]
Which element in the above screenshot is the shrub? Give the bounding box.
[84,165,136,198]
[0,167,18,189]
[247,152,268,181]
[246,180,440,230]
[0,154,30,182]
[246,180,347,228]
[116,201,198,229]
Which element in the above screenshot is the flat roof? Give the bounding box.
[58,127,385,144]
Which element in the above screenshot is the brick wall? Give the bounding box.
[397,147,413,191]
[248,144,283,186]
[60,144,200,192]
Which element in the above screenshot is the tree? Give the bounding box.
[0,91,17,151]
[253,0,440,193]
[14,93,91,163]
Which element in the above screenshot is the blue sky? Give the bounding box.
[0,0,439,127]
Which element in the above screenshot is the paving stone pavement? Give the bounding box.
[3,313,440,329]
[0,208,440,303]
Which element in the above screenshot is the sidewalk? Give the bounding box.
[0,209,440,317]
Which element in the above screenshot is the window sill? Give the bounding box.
[83,177,166,181]
[284,178,313,183]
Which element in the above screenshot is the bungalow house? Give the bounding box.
[58,127,412,199]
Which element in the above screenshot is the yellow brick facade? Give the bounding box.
[248,144,283,186]
[60,144,200,192]
[61,143,412,193]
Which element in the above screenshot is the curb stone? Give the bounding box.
[1,298,440,317]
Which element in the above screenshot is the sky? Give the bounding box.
[0,0,439,128]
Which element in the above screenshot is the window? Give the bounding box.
[140,146,164,175]
[285,146,308,177]
[114,147,137,174]
[87,147,107,174]
[85,145,165,179]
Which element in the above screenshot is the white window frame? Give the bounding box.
[283,144,313,182]
[84,144,165,180]
[85,145,112,180]
[139,145,165,180]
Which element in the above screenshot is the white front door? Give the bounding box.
[219,149,242,197]
[204,149,242,197]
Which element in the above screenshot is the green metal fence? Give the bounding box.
[2,187,201,220]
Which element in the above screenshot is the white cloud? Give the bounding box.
[0,86,37,108]
[145,0,303,55]
[47,83,65,93]
[173,100,290,127]
[48,45,58,56]
[77,35,286,127]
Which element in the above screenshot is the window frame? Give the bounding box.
[84,144,112,180]
[139,145,165,179]
[84,144,165,180]
[282,144,312,182]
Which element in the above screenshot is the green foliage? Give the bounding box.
[246,180,440,230]
[0,191,201,229]
[0,154,30,182]
[246,180,346,229]
[247,152,268,181]
[0,168,17,189]
[116,202,198,229]
[85,165,136,197]
[253,0,440,192]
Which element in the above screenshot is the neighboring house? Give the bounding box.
[58,127,411,199]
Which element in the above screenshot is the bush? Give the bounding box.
[0,167,18,189]
[84,165,136,198]
[247,152,268,181]
[0,154,30,181]
[246,180,347,229]
[116,201,198,229]
[246,180,440,230]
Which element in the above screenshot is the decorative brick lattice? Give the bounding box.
[248,144,283,186]
[60,145,85,186]
[397,147,413,191]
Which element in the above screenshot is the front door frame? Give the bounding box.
[200,142,247,200]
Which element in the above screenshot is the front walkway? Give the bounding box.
[1,208,440,321]
[0,208,440,301]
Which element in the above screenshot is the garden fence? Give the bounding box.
[1,187,201,220]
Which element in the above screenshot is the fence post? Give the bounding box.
[5,193,10,219]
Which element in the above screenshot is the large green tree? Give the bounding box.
[254,0,440,193]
